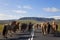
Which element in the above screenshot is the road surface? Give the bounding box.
[0,29,60,40]
[33,29,60,40]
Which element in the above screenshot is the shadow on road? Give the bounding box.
[35,31,41,33]
[53,31,60,37]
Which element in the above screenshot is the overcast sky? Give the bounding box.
[0,0,60,20]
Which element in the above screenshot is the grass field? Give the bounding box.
[57,22,60,31]
[0,24,4,32]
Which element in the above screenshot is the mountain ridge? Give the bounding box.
[19,17,55,22]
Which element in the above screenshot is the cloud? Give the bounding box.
[17,5,32,9]
[0,13,19,20]
[43,7,60,12]
[48,16,60,19]
[23,5,32,9]
[12,10,27,14]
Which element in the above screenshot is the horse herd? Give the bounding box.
[2,21,58,38]
[2,21,33,38]
[39,21,58,35]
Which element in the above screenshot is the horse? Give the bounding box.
[28,22,33,33]
[45,22,51,34]
[13,22,20,33]
[3,21,17,37]
[51,21,58,34]
[40,22,47,35]
[2,24,10,38]
[21,23,28,32]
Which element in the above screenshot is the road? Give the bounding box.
[0,29,60,40]
[33,29,60,40]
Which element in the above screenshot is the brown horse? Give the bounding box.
[14,22,20,32]
[51,21,58,34]
[2,24,9,38]
[41,22,47,35]
[45,22,51,34]
[33,23,40,31]
[2,21,21,37]
[21,23,27,32]
[7,21,17,37]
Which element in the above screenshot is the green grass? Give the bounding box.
[57,23,60,31]
[0,24,4,32]
[17,20,38,24]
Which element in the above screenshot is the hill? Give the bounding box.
[19,17,55,22]
[0,17,58,24]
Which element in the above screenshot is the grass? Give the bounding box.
[57,22,60,31]
[0,24,4,32]
[17,20,38,24]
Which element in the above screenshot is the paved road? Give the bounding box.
[0,29,60,40]
[0,31,32,40]
[33,29,60,40]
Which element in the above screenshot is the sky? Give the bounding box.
[0,0,60,20]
